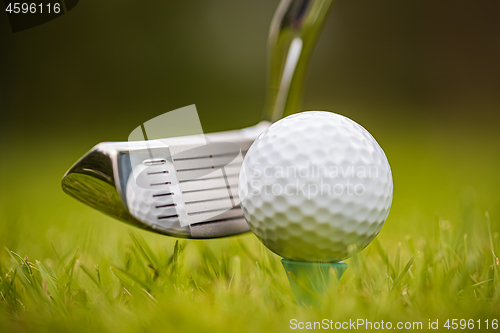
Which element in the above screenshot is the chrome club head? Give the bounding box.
[62,123,269,238]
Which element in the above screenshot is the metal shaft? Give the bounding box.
[264,0,334,122]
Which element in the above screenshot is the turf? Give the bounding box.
[0,119,499,332]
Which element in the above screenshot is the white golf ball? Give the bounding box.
[239,111,393,262]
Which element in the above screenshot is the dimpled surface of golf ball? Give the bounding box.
[239,111,393,262]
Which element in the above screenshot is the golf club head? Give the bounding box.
[62,122,269,238]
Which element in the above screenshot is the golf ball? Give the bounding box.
[239,111,393,262]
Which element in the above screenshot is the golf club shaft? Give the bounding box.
[264,0,334,122]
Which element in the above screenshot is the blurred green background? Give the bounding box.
[2,0,500,137]
[1,1,500,331]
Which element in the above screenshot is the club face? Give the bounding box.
[61,141,190,236]
[62,123,270,238]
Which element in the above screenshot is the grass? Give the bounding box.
[0,118,499,332]
[1,218,499,332]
